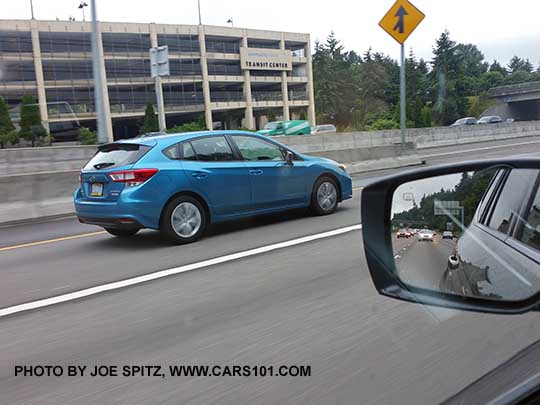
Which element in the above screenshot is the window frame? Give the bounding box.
[228,134,303,162]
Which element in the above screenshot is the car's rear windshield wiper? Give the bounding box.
[93,162,116,169]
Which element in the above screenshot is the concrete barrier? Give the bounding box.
[2,120,540,225]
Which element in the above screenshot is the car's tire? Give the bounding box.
[104,228,139,237]
[311,176,339,215]
[160,195,207,244]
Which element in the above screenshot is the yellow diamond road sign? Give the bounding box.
[379,0,425,44]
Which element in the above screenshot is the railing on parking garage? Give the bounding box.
[251,91,283,102]
[288,91,307,101]
[210,92,245,102]
[207,65,242,76]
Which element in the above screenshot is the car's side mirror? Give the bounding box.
[285,151,294,166]
[361,158,540,314]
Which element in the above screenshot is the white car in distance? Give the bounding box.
[418,229,434,242]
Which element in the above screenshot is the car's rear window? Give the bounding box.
[83,144,152,171]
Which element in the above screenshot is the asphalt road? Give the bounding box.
[2,137,540,404]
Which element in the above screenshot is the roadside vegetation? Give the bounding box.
[313,30,540,131]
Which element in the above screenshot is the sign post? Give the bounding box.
[379,0,425,145]
[150,45,170,132]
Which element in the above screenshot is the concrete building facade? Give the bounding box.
[0,19,315,141]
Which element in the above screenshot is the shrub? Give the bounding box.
[79,127,98,145]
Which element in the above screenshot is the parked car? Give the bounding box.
[257,120,311,136]
[74,130,352,244]
[442,231,454,239]
[477,115,503,124]
[450,117,477,127]
[312,124,337,134]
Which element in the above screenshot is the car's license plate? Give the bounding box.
[90,183,103,197]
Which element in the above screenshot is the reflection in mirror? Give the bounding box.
[391,167,540,302]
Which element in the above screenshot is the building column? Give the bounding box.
[29,20,49,136]
[305,36,316,126]
[198,25,213,130]
[280,34,290,121]
[242,32,255,129]
[150,23,166,131]
[95,22,114,141]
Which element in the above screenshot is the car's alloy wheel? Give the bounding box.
[161,195,207,244]
[171,202,202,238]
[312,176,338,215]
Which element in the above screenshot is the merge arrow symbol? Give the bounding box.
[393,5,408,34]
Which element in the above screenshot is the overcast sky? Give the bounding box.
[5,0,540,66]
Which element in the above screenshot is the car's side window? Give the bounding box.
[189,136,234,162]
[181,142,197,161]
[233,136,285,161]
[487,169,538,235]
[513,174,540,251]
[163,144,180,159]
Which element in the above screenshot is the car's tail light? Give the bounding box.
[108,169,158,187]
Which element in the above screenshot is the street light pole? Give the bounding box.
[79,2,88,21]
[90,0,107,143]
[197,0,202,25]
[30,0,35,19]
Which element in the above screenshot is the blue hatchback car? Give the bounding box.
[74,130,352,244]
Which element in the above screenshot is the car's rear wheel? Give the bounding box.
[160,195,207,244]
[311,176,339,215]
[104,228,139,237]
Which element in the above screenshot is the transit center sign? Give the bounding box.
[240,48,292,71]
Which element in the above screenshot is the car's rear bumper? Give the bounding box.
[78,216,144,230]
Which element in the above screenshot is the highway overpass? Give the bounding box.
[487,80,540,121]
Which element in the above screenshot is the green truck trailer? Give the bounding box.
[257,120,311,136]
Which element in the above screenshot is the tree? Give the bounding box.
[19,95,47,147]
[489,60,507,75]
[507,56,534,73]
[0,96,16,148]
[430,30,468,125]
[140,103,159,134]
[79,127,97,145]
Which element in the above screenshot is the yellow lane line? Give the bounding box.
[2,188,364,252]
[0,231,107,252]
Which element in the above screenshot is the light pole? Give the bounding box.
[90,0,108,143]
[197,0,202,25]
[78,1,88,21]
[29,0,35,19]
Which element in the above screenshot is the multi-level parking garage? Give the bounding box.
[0,19,315,140]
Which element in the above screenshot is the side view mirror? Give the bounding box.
[361,158,540,314]
[285,151,294,166]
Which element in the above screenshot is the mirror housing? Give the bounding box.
[285,151,294,166]
[361,158,540,314]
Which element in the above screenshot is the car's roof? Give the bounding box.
[114,130,263,148]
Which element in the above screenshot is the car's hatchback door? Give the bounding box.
[180,136,251,216]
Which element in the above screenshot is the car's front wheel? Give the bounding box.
[104,228,139,237]
[160,195,207,244]
[311,176,339,215]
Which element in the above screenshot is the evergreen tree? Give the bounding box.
[140,103,159,134]
[19,95,46,147]
[489,60,507,75]
[0,96,16,148]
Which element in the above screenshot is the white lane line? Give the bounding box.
[420,139,540,159]
[0,224,362,318]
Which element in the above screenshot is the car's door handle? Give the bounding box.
[249,169,263,176]
[191,171,208,179]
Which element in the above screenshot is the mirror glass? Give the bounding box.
[391,167,540,301]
